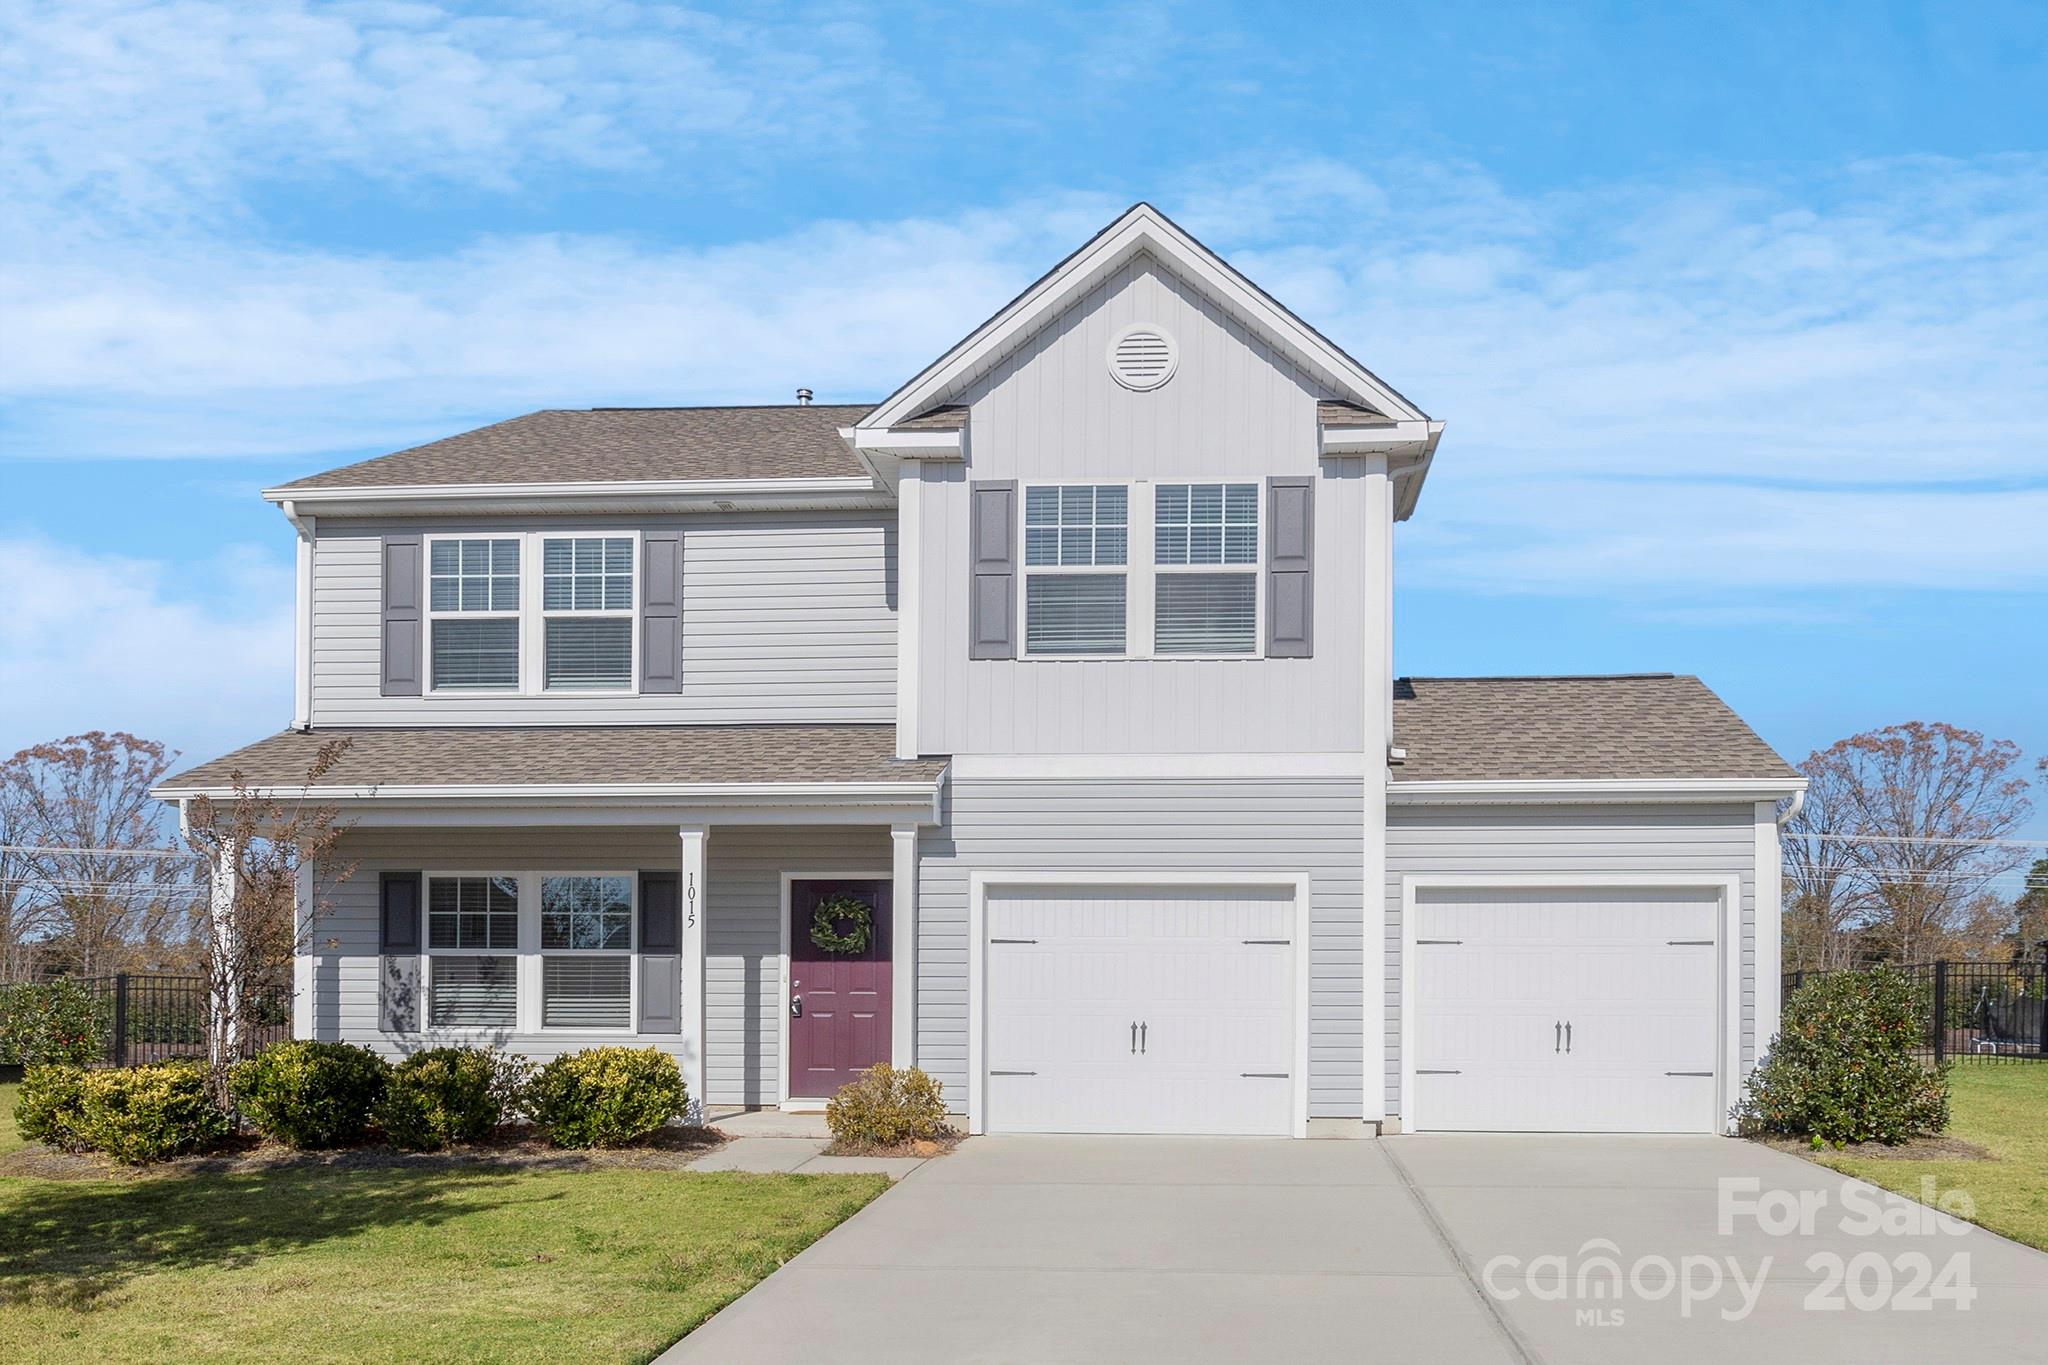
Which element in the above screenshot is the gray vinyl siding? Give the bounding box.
[915,776,1367,1118]
[1383,802,1760,1118]
[912,251,1377,756]
[309,511,895,726]
[309,824,889,1106]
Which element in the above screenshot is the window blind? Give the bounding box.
[430,618,519,690]
[1025,574,1127,655]
[429,956,517,1029]
[544,618,632,690]
[543,956,631,1028]
[1155,572,1258,654]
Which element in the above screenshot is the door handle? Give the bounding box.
[1554,1020,1561,1053]
[1140,1022,1147,1054]
[790,997,803,1018]
[1565,1021,1572,1053]
[1130,1021,1137,1054]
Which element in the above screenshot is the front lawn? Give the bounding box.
[1809,1063,2048,1252]
[0,1156,886,1362]
[0,1081,21,1155]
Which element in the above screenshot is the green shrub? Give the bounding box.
[0,981,109,1066]
[825,1064,950,1148]
[229,1041,389,1149]
[1737,966,1950,1145]
[15,1064,91,1150]
[376,1047,507,1151]
[74,1062,230,1164]
[525,1046,686,1148]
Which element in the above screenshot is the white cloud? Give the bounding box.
[0,537,292,762]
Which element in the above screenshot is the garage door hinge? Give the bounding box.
[1239,1072,1288,1078]
[1241,938,1290,945]
[989,1070,1037,1076]
[1416,938,1462,945]
[1416,1068,1462,1075]
[1667,939,1713,946]
[1665,1070,1713,1077]
[990,938,1038,944]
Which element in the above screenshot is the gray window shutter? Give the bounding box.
[641,531,683,693]
[1266,477,1314,657]
[637,871,681,1034]
[381,535,423,696]
[379,871,421,951]
[969,480,1016,659]
[379,872,422,1032]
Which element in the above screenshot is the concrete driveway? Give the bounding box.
[660,1134,2048,1364]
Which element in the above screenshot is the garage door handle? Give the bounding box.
[1140,1021,1147,1054]
[1130,1021,1138,1054]
[1555,1020,1562,1053]
[1565,1021,1572,1053]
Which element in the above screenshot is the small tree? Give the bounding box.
[179,740,354,1105]
[1738,967,1950,1145]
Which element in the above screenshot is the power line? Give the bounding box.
[0,844,202,859]
[1790,832,2046,850]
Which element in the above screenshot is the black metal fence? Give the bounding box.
[71,973,291,1066]
[1783,959,2048,1064]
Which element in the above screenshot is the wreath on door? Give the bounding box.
[809,893,875,956]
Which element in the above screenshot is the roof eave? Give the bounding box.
[1388,776,1808,804]
[260,475,890,517]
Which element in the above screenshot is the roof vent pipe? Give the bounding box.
[796,388,813,405]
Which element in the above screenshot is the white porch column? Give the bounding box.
[891,823,919,1069]
[292,859,315,1040]
[1360,453,1392,1125]
[678,824,709,1122]
[208,837,242,1067]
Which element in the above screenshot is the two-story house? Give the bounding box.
[156,205,1804,1137]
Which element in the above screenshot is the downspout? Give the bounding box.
[1775,788,1806,828]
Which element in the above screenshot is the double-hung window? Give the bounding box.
[539,875,635,1028]
[424,875,520,1028]
[1023,484,1128,655]
[1153,483,1259,654]
[428,539,521,690]
[542,537,635,691]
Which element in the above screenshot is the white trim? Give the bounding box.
[778,867,895,1107]
[890,825,918,1069]
[292,859,314,1040]
[1389,777,1809,804]
[679,827,708,1123]
[1397,873,1745,1136]
[947,752,1366,780]
[896,467,922,759]
[282,502,314,729]
[153,780,945,808]
[850,428,963,459]
[264,475,880,505]
[1360,455,1392,1123]
[421,530,642,700]
[861,204,1426,430]
[1319,419,1439,454]
[338,800,941,829]
[966,870,1314,1139]
[1754,801,1783,1071]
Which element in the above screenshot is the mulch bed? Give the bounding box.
[0,1123,730,1182]
[821,1131,963,1159]
[1762,1134,1996,1162]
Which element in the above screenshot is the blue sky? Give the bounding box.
[1,0,2043,829]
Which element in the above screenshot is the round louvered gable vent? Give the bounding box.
[1107,325,1178,391]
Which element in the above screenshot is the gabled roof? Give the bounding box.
[859,203,1433,431]
[270,405,873,493]
[1391,675,1799,784]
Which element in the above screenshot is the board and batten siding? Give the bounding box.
[309,825,889,1107]
[1383,803,1761,1119]
[309,511,895,726]
[916,776,1367,1118]
[912,250,1377,756]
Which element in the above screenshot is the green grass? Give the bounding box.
[1811,1064,2048,1252]
[0,1157,887,1362]
[0,1082,21,1156]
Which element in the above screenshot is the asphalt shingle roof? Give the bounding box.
[1391,674,1797,783]
[272,405,877,491]
[156,725,946,793]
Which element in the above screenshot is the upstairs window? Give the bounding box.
[1023,484,1127,655]
[542,536,635,691]
[428,539,521,690]
[1153,483,1259,655]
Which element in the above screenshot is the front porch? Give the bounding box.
[300,817,927,1120]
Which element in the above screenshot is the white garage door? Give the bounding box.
[1412,886,1723,1133]
[984,885,1297,1136]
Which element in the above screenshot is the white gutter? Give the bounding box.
[150,779,943,805]
[1319,418,1440,455]
[1775,787,1807,828]
[1390,776,1810,805]
[849,428,963,459]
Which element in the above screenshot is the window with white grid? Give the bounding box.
[541,536,635,691]
[1153,483,1259,654]
[427,538,521,690]
[1023,484,1128,655]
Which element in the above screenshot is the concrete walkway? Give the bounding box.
[660,1134,2048,1364]
[687,1135,927,1180]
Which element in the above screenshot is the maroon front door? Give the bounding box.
[789,878,892,1099]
